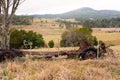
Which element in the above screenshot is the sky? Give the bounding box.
[16,0,120,15]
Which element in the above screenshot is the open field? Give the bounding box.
[8,23,120,80]
[92,32,120,45]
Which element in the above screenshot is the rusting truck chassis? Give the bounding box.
[0,41,108,61]
[32,41,107,60]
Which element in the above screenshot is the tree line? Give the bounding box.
[56,17,120,29]
[56,20,80,29]
[76,17,120,28]
[0,15,33,25]
[12,15,33,25]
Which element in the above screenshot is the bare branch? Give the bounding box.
[9,0,20,21]
[9,0,13,7]
[19,0,25,5]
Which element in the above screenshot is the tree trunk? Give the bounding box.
[0,24,10,49]
[4,28,10,49]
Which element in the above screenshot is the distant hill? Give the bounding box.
[32,7,120,19]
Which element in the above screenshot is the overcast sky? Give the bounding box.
[16,0,120,15]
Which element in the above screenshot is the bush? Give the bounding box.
[10,29,27,49]
[10,29,45,49]
[92,36,98,46]
[60,27,98,47]
[48,40,54,48]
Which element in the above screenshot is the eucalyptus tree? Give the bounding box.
[0,0,25,49]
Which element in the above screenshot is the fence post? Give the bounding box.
[58,38,60,56]
[97,40,100,59]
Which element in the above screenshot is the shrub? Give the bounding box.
[10,29,45,49]
[10,29,27,49]
[92,36,98,46]
[48,40,54,48]
[60,27,98,47]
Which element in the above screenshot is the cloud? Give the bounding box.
[16,0,120,15]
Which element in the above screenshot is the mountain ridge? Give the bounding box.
[32,7,120,19]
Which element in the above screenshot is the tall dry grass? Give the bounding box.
[0,55,120,80]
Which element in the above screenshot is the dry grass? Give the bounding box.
[92,32,120,45]
[22,47,79,52]
[0,56,120,80]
